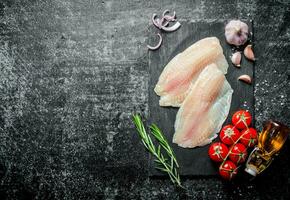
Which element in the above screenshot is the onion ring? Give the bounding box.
[162,10,176,20]
[163,15,176,22]
[160,10,176,27]
[159,16,170,27]
[160,21,181,32]
[147,33,163,50]
[152,14,160,28]
[152,10,177,29]
[162,9,170,17]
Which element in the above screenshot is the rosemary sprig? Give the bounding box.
[132,114,182,187]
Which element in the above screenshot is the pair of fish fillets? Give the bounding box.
[154,37,233,148]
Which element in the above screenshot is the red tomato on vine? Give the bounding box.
[240,128,258,147]
[208,142,229,162]
[219,160,238,180]
[219,125,241,145]
[232,110,252,129]
[229,143,248,164]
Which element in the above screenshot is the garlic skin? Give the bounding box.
[244,45,255,61]
[238,75,252,84]
[225,20,249,46]
[231,52,242,67]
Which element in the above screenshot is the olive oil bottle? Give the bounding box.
[245,120,289,176]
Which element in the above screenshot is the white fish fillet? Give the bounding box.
[173,64,233,148]
[154,37,229,107]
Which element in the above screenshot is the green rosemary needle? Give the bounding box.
[132,114,182,187]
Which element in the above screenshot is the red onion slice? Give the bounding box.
[161,10,176,27]
[162,10,176,20]
[152,10,177,29]
[162,9,170,16]
[149,10,180,49]
[161,21,181,32]
[152,16,168,29]
[163,15,176,22]
[159,16,170,27]
[147,33,163,50]
[152,14,160,28]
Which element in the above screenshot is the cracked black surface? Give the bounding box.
[0,0,289,199]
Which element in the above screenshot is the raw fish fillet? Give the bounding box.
[154,37,228,107]
[173,64,233,148]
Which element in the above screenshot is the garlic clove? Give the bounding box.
[225,20,249,46]
[231,51,242,67]
[238,75,252,84]
[244,45,255,61]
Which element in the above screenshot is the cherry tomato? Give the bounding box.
[219,125,241,145]
[208,142,229,162]
[232,110,252,129]
[229,143,248,164]
[219,160,238,180]
[240,128,258,147]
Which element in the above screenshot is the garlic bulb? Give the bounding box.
[225,20,249,46]
[231,52,242,67]
[244,45,255,61]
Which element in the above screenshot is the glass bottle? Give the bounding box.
[245,120,289,176]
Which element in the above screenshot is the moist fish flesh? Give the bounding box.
[173,64,233,148]
[154,37,228,107]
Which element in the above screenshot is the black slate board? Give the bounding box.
[148,20,254,176]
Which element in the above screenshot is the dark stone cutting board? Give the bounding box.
[148,20,254,176]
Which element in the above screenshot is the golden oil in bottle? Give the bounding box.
[258,120,289,158]
[245,147,273,176]
[245,120,289,176]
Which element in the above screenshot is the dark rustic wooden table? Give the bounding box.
[0,0,289,199]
